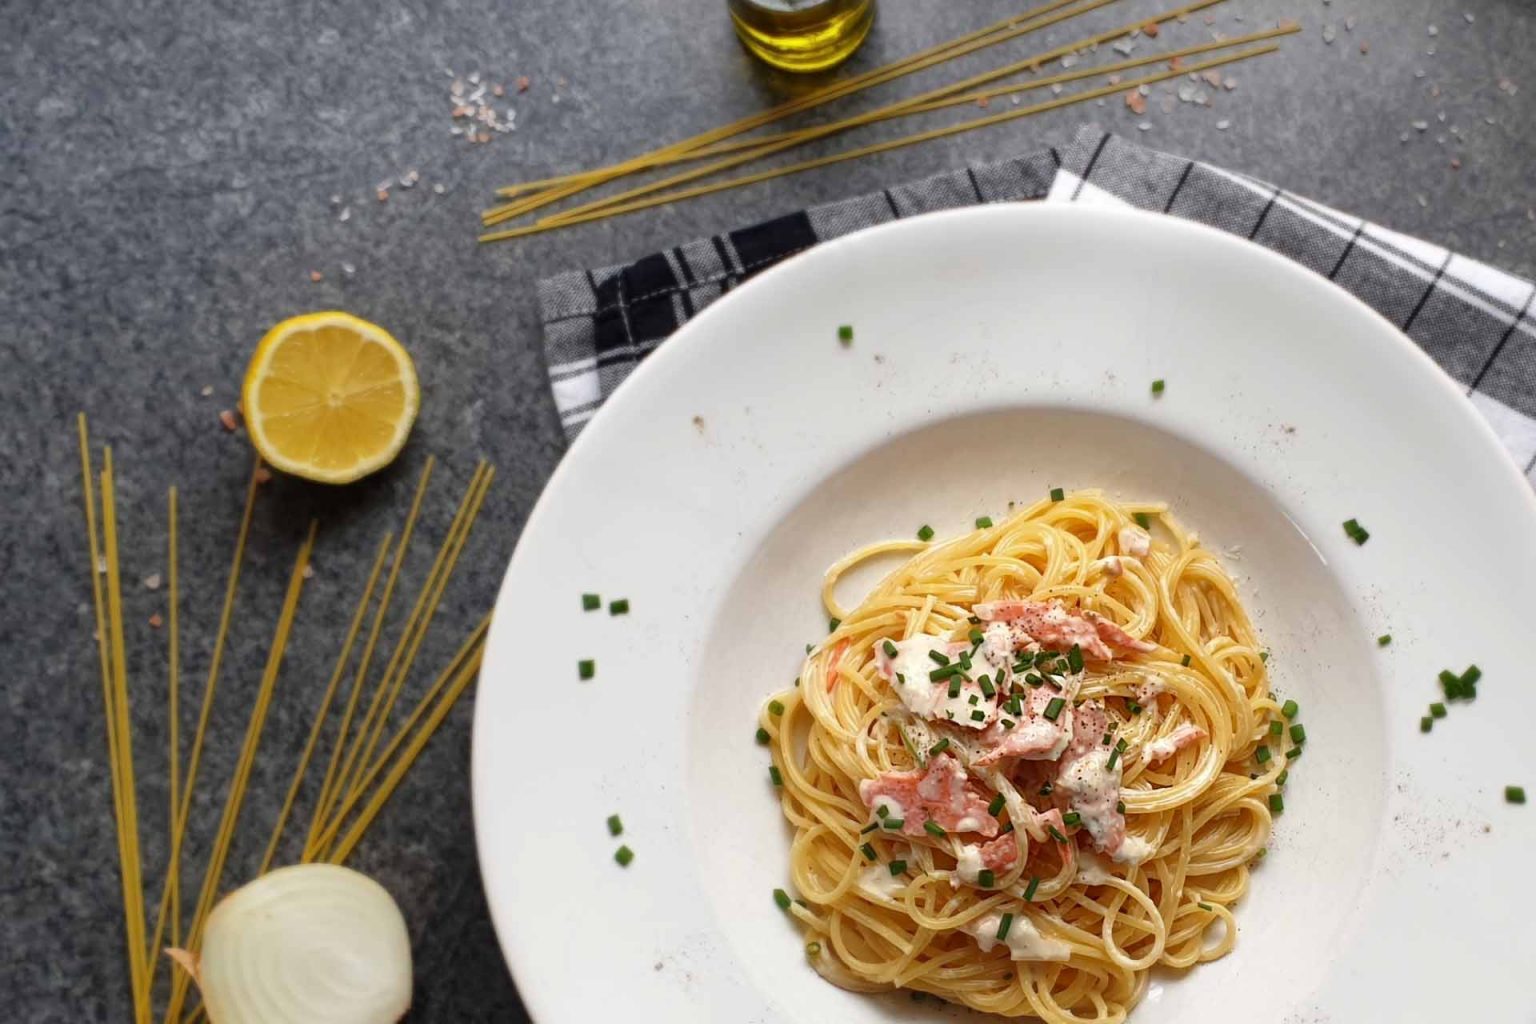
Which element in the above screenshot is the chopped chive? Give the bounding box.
[1067,644,1083,674]
[756,727,770,745]
[768,699,785,716]
[1429,702,1447,718]
[1048,825,1068,843]
[924,820,947,838]
[889,859,907,876]
[837,324,853,343]
[876,805,889,819]
[929,664,958,682]
[1281,699,1299,719]
[1276,769,1288,785]
[1269,720,1283,736]
[769,766,783,786]
[1377,634,1391,647]
[1039,782,1053,797]
[609,598,630,615]
[1197,901,1213,911]
[1050,487,1065,502]
[578,659,595,680]
[1001,719,1016,730]
[1107,738,1126,770]
[958,649,973,670]
[1288,745,1303,760]
[988,793,1006,816]
[1151,378,1165,395]
[1343,518,1370,545]
[883,639,898,658]
[917,524,935,542]
[970,709,986,722]
[1256,745,1271,764]
[1023,877,1040,901]
[773,888,791,910]
[1268,793,1284,814]
[582,593,601,611]
[1116,800,1126,814]
[969,627,984,644]
[1133,512,1151,529]
[996,912,1015,940]
[828,617,841,632]
[977,869,996,888]
[1507,786,1527,805]
[805,643,813,654]
[1461,664,1482,687]
[1008,695,1023,716]
[968,694,979,706]
[1062,811,1082,826]
[929,650,950,666]
[975,516,994,529]
[1439,669,1462,699]
[1259,650,1270,663]
[1180,654,1191,667]
[860,822,878,835]
[1000,821,1014,835]
[805,940,822,957]
[607,814,624,836]
[929,738,951,757]
[1127,701,1142,716]
[948,677,962,699]
[615,845,634,867]
[1043,697,1066,721]
[1420,715,1433,733]
[861,842,877,860]
[978,676,996,698]
[883,818,905,831]
[1289,723,1306,744]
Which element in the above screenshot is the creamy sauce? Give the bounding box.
[1091,555,1124,577]
[968,913,1072,961]
[1077,851,1112,885]
[882,634,1001,731]
[1057,747,1123,851]
[1117,526,1151,558]
[1112,836,1154,865]
[858,864,906,900]
[954,844,984,886]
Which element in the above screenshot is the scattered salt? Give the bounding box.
[1216,119,1231,131]
[338,207,351,222]
[433,183,446,194]
[1322,24,1336,44]
[200,385,214,397]
[1112,38,1136,56]
[341,261,356,276]
[143,574,162,591]
[1426,24,1438,37]
[1137,121,1152,132]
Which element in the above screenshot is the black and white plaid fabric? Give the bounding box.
[539,126,1536,483]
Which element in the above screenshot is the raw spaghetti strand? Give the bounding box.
[324,642,487,866]
[484,0,1107,219]
[76,420,150,1022]
[763,491,1282,1021]
[165,521,318,1024]
[323,462,491,850]
[145,456,263,989]
[100,449,152,1024]
[257,531,393,874]
[484,40,1279,242]
[304,457,436,852]
[166,487,181,952]
[309,615,491,855]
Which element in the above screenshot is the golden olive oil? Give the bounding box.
[727,0,875,73]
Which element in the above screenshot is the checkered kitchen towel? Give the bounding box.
[538,125,1536,482]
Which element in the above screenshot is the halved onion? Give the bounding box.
[186,863,412,1024]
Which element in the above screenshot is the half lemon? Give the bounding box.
[242,311,420,484]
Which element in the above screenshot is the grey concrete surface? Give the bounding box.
[1,0,1532,1020]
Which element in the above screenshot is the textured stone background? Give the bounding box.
[2,0,1531,1019]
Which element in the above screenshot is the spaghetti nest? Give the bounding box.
[759,491,1290,1022]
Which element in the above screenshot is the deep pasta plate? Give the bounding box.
[474,205,1536,1022]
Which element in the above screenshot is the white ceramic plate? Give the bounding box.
[473,206,1536,1022]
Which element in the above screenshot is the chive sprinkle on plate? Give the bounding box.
[578,658,595,680]
[1507,786,1527,805]
[837,324,853,344]
[1151,378,1165,395]
[609,597,630,615]
[581,593,601,611]
[917,524,934,541]
[1343,518,1370,545]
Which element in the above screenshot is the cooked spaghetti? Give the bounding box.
[759,490,1293,1021]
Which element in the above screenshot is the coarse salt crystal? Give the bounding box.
[341,261,356,275]
[200,385,214,397]
[1216,119,1231,130]
[432,183,446,194]
[143,574,162,590]
[338,207,351,222]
